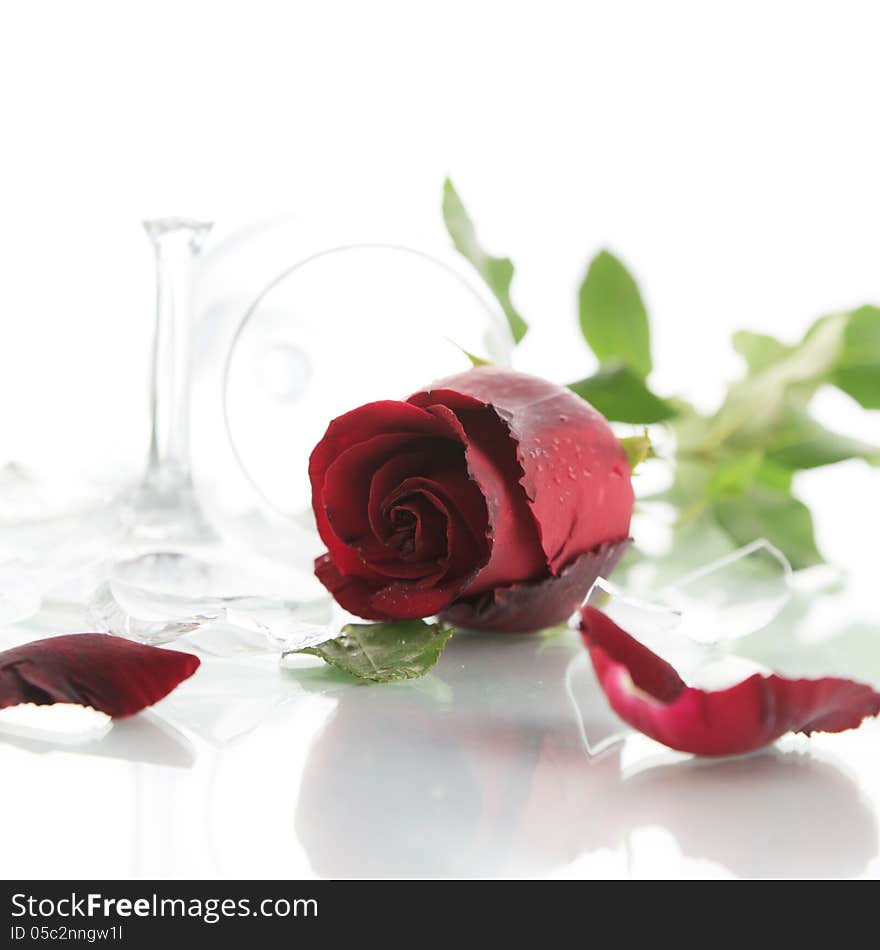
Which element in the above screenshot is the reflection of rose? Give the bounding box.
[293,632,878,879]
[294,633,609,877]
[309,367,633,632]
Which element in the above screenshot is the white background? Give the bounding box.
[2,0,878,583]
[1,1,879,880]
[3,1,880,471]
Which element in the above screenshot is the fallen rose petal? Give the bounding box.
[578,606,880,756]
[0,634,200,718]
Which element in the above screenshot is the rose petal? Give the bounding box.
[315,552,462,621]
[578,606,880,756]
[424,402,547,595]
[0,634,200,719]
[367,450,431,541]
[309,400,459,574]
[386,493,446,560]
[386,474,487,567]
[410,368,633,573]
[323,434,430,547]
[442,540,628,633]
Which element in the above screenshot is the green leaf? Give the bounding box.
[442,179,528,344]
[578,250,652,378]
[764,404,880,469]
[568,364,677,423]
[292,619,454,683]
[462,349,491,367]
[619,431,653,472]
[651,456,714,509]
[830,305,880,408]
[751,458,796,493]
[701,312,848,451]
[707,450,764,497]
[713,485,822,570]
[733,330,792,375]
[447,339,491,367]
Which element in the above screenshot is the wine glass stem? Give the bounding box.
[145,220,210,488]
[127,219,214,542]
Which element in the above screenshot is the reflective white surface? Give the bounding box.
[1,427,877,880]
[2,597,879,880]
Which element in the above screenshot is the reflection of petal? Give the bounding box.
[0,711,195,768]
[0,703,111,744]
[615,751,877,878]
[519,735,621,869]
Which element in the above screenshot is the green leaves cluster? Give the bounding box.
[443,179,880,572]
[665,306,880,569]
[443,179,676,425]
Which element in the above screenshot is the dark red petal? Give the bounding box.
[442,540,629,633]
[314,553,387,620]
[367,450,431,541]
[410,368,633,573]
[309,400,461,575]
[386,495,445,560]
[360,472,487,583]
[370,488,449,581]
[313,462,489,620]
[367,578,464,619]
[315,553,462,621]
[323,434,429,547]
[579,606,880,756]
[386,474,487,567]
[0,634,199,719]
[320,435,447,582]
[422,402,547,593]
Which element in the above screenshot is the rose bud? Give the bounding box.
[578,605,880,756]
[309,367,633,632]
[0,634,200,718]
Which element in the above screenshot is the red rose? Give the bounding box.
[309,367,634,632]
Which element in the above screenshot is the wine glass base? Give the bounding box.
[120,480,219,547]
